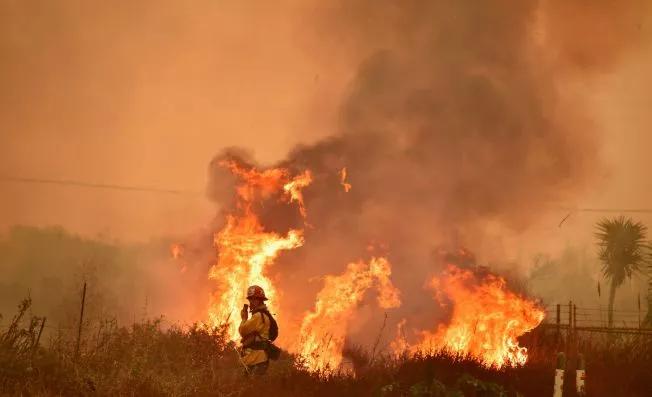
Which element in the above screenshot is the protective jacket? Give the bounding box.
[238,305,272,366]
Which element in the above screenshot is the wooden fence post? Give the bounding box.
[638,293,641,328]
[568,301,573,344]
[75,282,87,359]
[573,305,577,330]
[556,304,561,342]
[31,317,46,361]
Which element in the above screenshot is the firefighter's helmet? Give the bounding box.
[246,285,268,301]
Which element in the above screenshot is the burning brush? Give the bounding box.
[393,264,545,368]
[207,159,311,341]
[203,158,544,374]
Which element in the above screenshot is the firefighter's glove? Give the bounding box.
[240,306,248,321]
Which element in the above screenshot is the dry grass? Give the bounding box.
[2,299,651,397]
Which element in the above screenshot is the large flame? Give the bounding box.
[207,160,311,341]
[398,264,544,368]
[297,257,401,373]
[205,159,541,370]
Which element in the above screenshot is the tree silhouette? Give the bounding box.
[595,216,648,328]
[646,248,652,327]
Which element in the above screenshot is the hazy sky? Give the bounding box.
[1,0,652,250]
[0,1,344,240]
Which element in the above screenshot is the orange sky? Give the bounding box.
[1,0,652,253]
[0,1,346,239]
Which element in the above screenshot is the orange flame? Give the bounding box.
[397,265,544,368]
[340,167,352,193]
[284,170,313,218]
[390,318,410,354]
[207,161,311,341]
[205,160,540,371]
[297,257,400,374]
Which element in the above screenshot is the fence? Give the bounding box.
[540,301,652,336]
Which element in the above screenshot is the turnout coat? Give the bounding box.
[238,306,272,366]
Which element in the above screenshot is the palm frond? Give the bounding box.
[595,216,650,286]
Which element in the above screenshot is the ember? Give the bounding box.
[340,167,352,193]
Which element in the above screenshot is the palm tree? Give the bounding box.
[595,216,648,328]
[645,249,652,327]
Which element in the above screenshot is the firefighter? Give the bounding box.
[239,285,279,375]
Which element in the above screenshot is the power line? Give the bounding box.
[0,175,203,197]
[558,208,652,227]
[567,208,652,214]
[5,175,652,213]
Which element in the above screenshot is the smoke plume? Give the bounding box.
[207,1,650,344]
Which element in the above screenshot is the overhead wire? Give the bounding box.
[0,175,203,197]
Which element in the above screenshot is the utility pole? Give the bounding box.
[75,282,87,359]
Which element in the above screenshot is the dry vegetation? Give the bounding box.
[1,227,651,396]
[2,298,651,397]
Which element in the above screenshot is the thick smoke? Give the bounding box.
[208,1,649,344]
